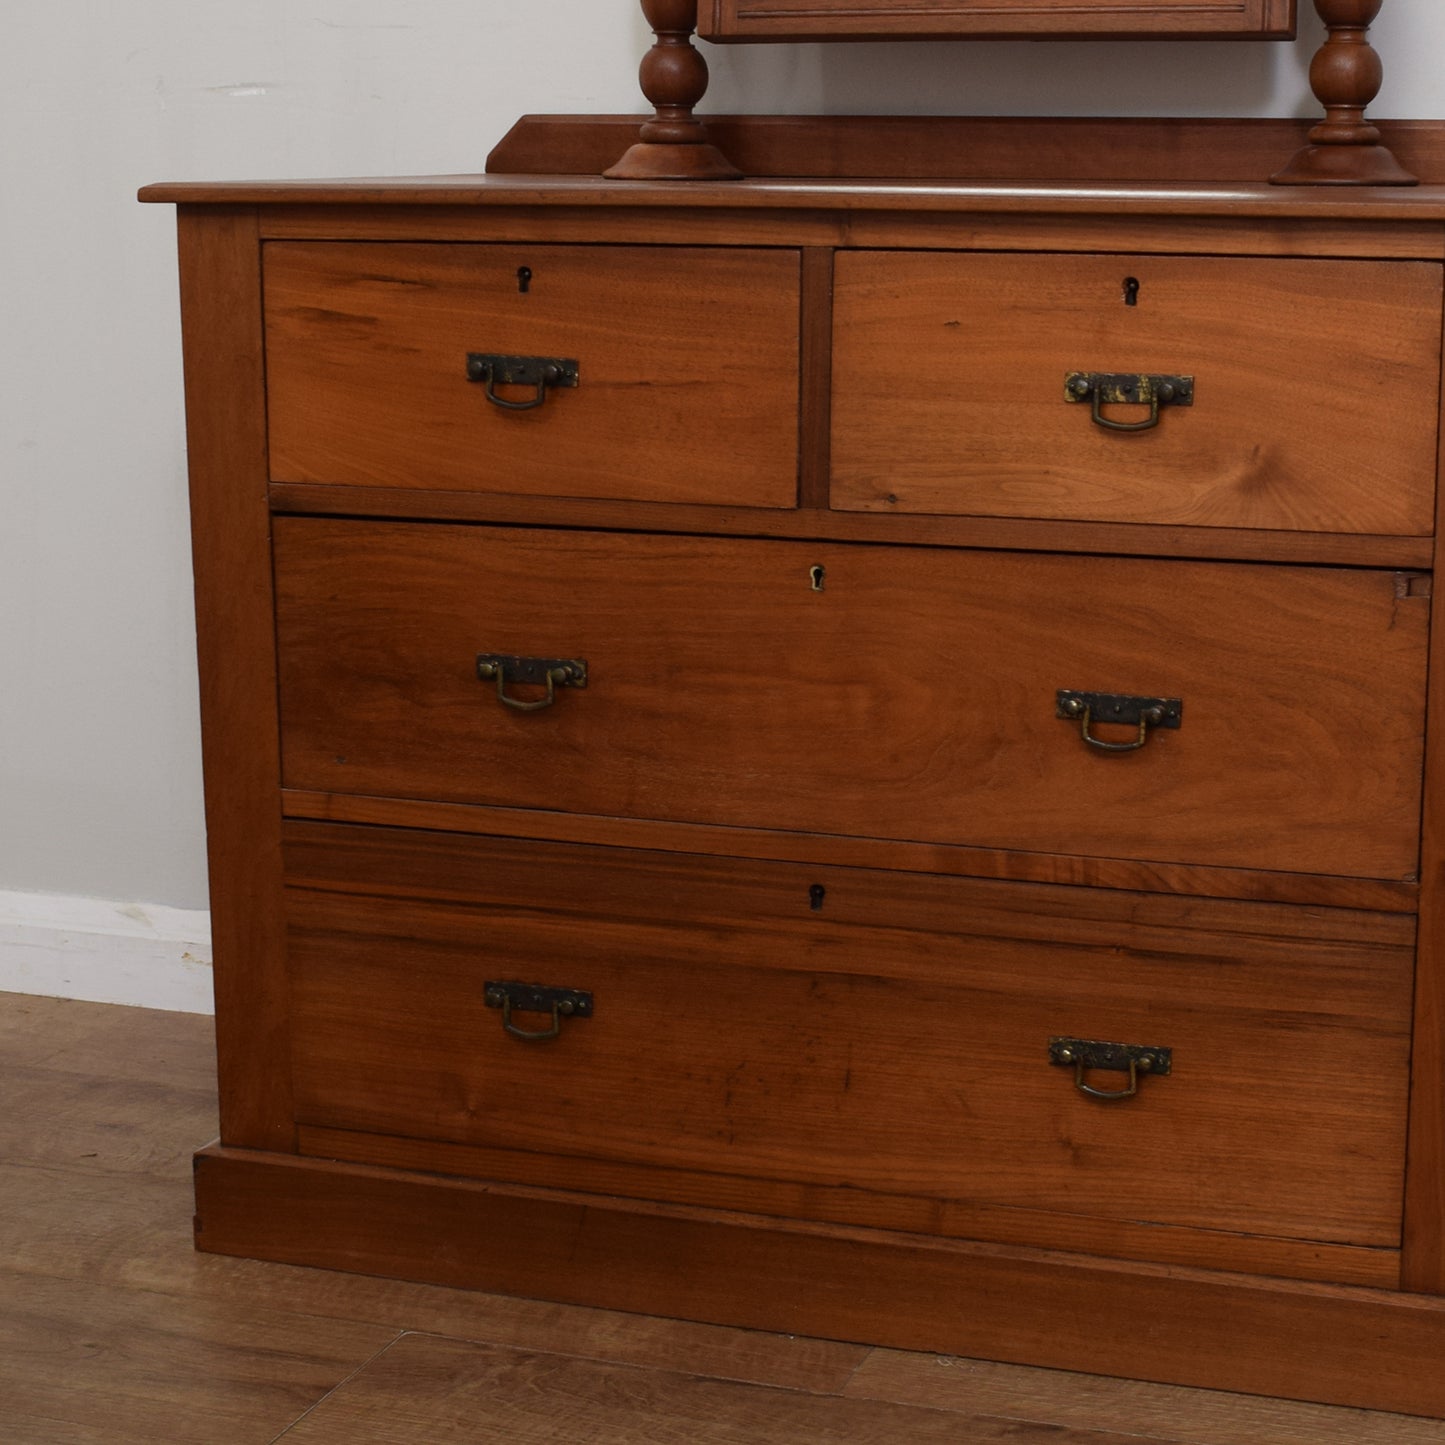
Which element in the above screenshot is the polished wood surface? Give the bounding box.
[269,482,1436,568]
[1274,1,1416,186]
[264,241,799,504]
[194,1145,1445,1419]
[607,0,741,180]
[833,251,1441,534]
[284,823,1413,1252]
[702,0,1295,38]
[281,788,1422,911]
[175,206,295,1155]
[489,114,1445,185]
[151,136,1445,1418]
[274,520,1429,879]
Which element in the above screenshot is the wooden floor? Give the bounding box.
[5,993,1445,1445]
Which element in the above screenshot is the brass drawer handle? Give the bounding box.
[1064,372,1194,433]
[485,981,594,1042]
[1056,690,1182,753]
[466,353,580,412]
[477,653,588,712]
[1049,1037,1172,1102]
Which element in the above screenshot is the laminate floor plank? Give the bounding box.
[843,1350,1445,1445]
[0,1269,396,1445]
[0,1061,217,1177]
[0,1158,868,1396]
[0,990,216,1084]
[274,1332,1179,1445]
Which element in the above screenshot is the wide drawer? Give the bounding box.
[274,520,1429,880]
[831,252,1442,534]
[263,242,801,506]
[284,824,1414,1257]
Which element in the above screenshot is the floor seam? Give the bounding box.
[267,1328,409,1443]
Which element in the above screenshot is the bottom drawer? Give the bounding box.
[283,822,1414,1277]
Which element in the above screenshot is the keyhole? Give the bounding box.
[809,564,826,592]
[517,266,533,294]
[1123,277,1140,307]
[808,883,826,911]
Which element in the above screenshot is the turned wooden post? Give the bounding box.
[605,0,742,180]
[1272,0,1416,185]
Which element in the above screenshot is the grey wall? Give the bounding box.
[2,1,1440,910]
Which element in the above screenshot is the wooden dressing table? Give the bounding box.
[143,1,1445,1420]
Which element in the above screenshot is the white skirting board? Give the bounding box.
[0,889,213,1014]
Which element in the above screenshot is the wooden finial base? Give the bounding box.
[1272,0,1416,186]
[605,0,742,181]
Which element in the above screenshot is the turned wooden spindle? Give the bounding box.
[605,0,742,180]
[1272,0,1416,185]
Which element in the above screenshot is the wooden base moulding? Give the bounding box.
[194,1147,1445,1420]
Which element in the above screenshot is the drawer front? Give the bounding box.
[263,242,800,506]
[832,252,1442,533]
[285,825,1414,1250]
[275,520,1428,880]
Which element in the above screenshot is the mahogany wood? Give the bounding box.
[1400,295,1445,1295]
[272,520,1429,880]
[174,207,295,1154]
[1273,1,1417,187]
[832,251,1442,534]
[192,1147,1445,1418]
[279,789,1421,912]
[486,115,1445,186]
[268,483,1435,569]
[283,822,1413,1253]
[701,0,1295,40]
[256,202,1445,269]
[151,152,1445,1417]
[263,242,799,505]
[606,0,741,181]
[301,1126,1398,1289]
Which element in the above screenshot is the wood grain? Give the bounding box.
[174,205,295,1153]
[264,241,800,505]
[832,251,1442,534]
[281,787,1423,911]
[277,1333,1179,1445]
[193,1146,1445,1418]
[0,1269,395,1445]
[273,521,1430,880]
[282,822,1414,1254]
[844,1350,1445,1445]
[5,994,1435,1434]
[269,480,1436,569]
[1400,264,1445,1295]
[481,115,1445,185]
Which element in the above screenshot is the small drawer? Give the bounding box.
[831,251,1442,534]
[284,825,1414,1255]
[274,520,1429,880]
[263,241,801,506]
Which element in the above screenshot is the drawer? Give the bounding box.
[284,824,1415,1254]
[263,242,800,506]
[831,252,1442,534]
[274,520,1429,880]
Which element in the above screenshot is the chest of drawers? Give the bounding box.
[143,115,1445,1417]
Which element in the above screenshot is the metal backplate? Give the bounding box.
[466,354,580,388]
[1049,1038,1173,1076]
[476,654,588,688]
[1056,690,1182,728]
[1064,372,1194,406]
[484,981,594,1019]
